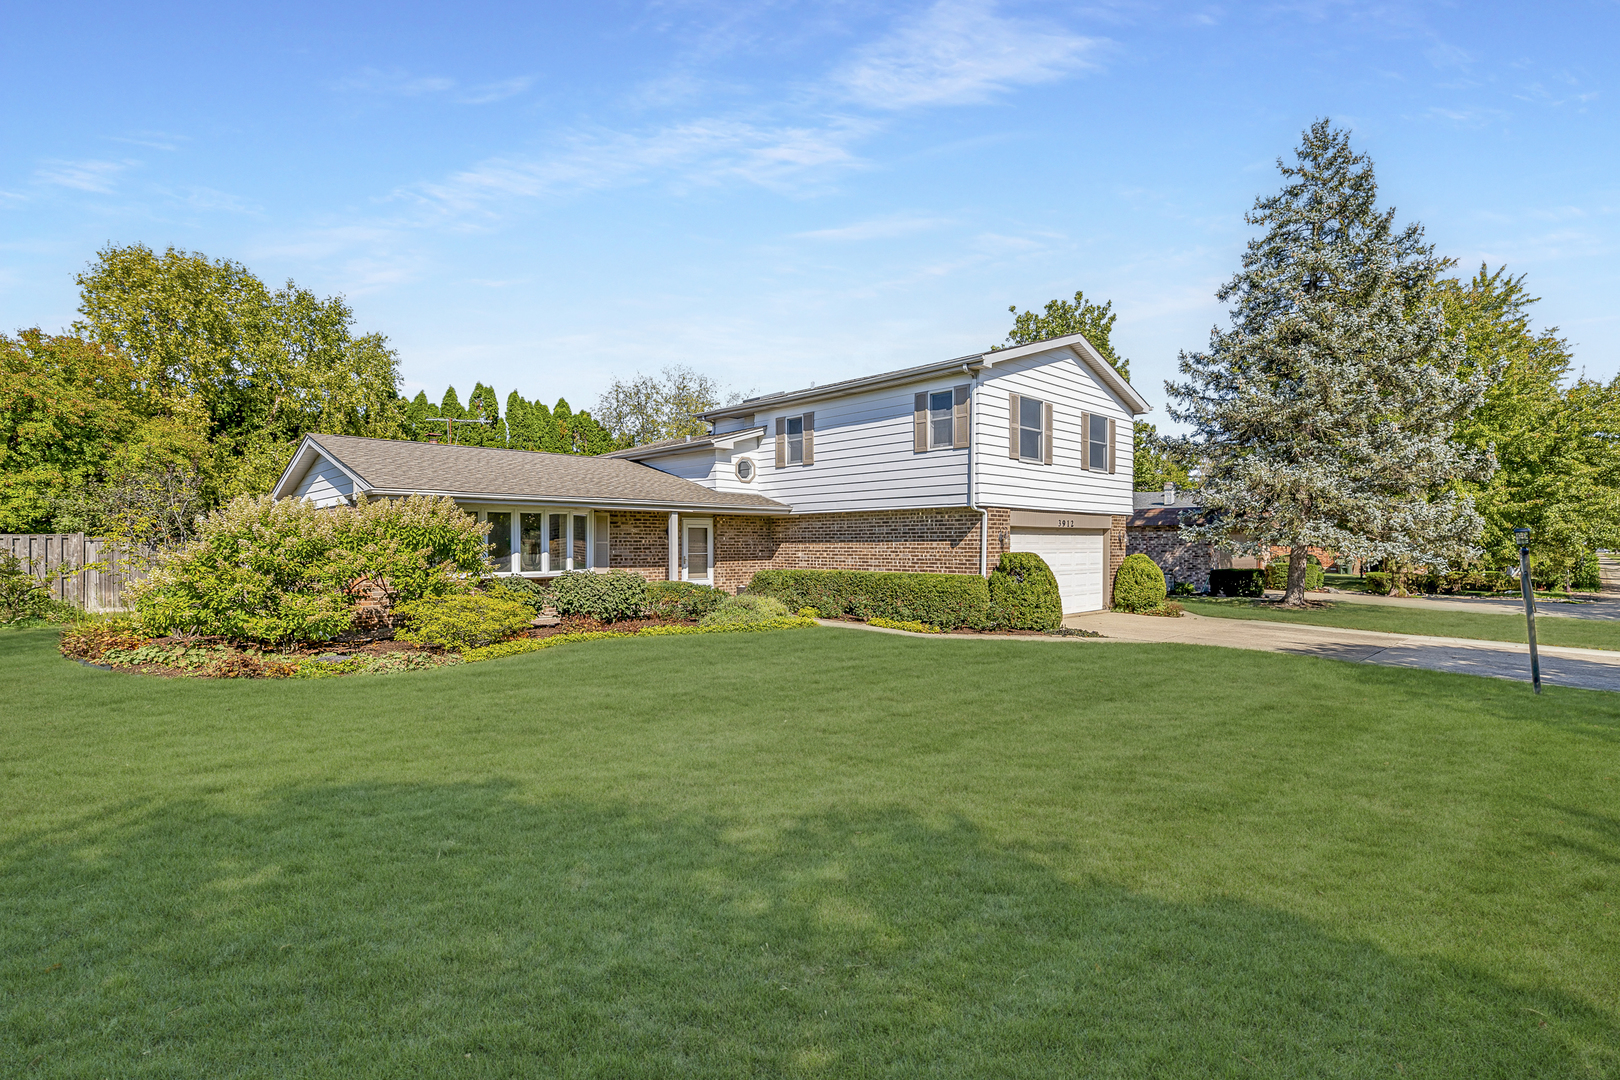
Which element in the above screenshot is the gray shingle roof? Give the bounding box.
[305,434,789,513]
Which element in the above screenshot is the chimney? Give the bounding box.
[1163,482,1176,506]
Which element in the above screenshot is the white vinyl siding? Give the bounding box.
[643,448,720,487]
[978,349,1134,516]
[290,455,357,507]
[743,382,970,513]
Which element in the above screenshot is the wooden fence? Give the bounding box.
[0,534,152,613]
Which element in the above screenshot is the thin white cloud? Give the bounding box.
[405,115,874,216]
[336,67,534,104]
[833,0,1101,109]
[796,214,951,241]
[35,158,135,193]
[109,130,188,151]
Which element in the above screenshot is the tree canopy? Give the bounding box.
[593,366,727,448]
[1167,120,1489,604]
[997,290,1129,380]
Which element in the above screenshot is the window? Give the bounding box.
[775,413,814,467]
[1088,413,1109,472]
[735,457,755,482]
[520,513,545,571]
[1019,396,1045,461]
[486,512,512,571]
[786,415,804,464]
[929,390,954,448]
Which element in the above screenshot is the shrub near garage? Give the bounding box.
[1113,553,1168,613]
[747,569,991,629]
[988,552,1062,632]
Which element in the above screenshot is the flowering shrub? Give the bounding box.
[130,494,489,642]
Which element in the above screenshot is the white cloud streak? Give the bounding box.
[35,159,135,193]
[833,0,1101,109]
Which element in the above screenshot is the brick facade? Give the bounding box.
[606,510,670,582]
[610,506,1130,597]
[1107,513,1129,606]
[1126,525,1215,592]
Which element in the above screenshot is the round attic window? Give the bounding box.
[735,457,756,482]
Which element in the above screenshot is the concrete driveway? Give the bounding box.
[1065,610,1620,693]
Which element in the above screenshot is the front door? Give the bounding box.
[683,520,713,585]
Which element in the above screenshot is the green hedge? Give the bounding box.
[746,569,991,630]
[1113,554,1167,613]
[1265,557,1325,591]
[648,580,727,621]
[1364,572,1393,595]
[550,570,652,622]
[1209,569,1264,597]
[988,552,1063,632]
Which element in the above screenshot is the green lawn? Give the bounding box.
[3,626,1619,1077]
[1184,596,1620,652]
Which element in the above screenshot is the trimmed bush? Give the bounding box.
[747,568,991,630]
[393,593,534,651]
[1364,572,1393,595]
[549,570,651,622]
[988,552,1062,632]
[1112,554,1167,613]
[699,594,791,628]
[130,494,488,642]
[1209,569,1264,598]
[490,576,551,614]
[1265,556,1325,591]
[648,580,727,621]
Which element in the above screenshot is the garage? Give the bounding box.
[1010,517,1109,614]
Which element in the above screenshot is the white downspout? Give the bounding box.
[667,512,680,581]
[966,364,988,576]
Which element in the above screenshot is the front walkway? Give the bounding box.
[1065,610,1620,693]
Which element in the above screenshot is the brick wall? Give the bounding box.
[1107,514,1129,605]
[607,510,670,582]
[714,515,777,592]
[1127,527,1215,591]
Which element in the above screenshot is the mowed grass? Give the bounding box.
[3,627,1619,1078]
[1184,596,1620,651]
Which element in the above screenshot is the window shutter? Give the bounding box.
[775,417,786,467]
[594,512,610,568]
[914,393,928,453]
[952,384,970,449]
[1008,392,1021,459]
[1107,418,1117,474]
[802,412,814,465]
[1081,411,1092,471]
[1043,402,1054,465]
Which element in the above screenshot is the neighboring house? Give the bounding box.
[1125,484,1263,592]
[271,332,1150,613]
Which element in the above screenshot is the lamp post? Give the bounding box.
[1516,527,1541,694]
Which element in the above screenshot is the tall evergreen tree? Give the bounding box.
[1166,120,1489,604]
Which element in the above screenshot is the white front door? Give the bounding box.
[682,519,713,584]
[1010,528,1105,613]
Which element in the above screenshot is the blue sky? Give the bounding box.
[3,1,1615,429]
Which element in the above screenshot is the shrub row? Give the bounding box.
[988,553,1062,631]
[747,568,994,629]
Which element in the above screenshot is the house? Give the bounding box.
[270,332,1150,613]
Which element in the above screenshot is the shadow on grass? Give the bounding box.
[4,783,1611,1078]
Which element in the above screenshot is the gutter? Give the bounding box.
[358,488,791,516]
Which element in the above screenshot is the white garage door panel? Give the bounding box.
[1010,528,1105,614]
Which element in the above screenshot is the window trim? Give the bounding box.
[474,505,600,576]
[927,389,955,450]
[1087,412,1110,473]
[681,516,714,585]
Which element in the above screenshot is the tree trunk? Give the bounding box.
[1281,544,1310,607]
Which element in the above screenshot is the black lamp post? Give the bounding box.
[1516,527,1540,694]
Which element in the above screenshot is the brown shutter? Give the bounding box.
[1008,392,1021,458]
[775,416,786,467]
[1107,418,1117,474]
[914,393,927,452]
[1081,411,1091,470]
[802,412,814,465]
[952,384,969,449]
[1043,402,1054,465]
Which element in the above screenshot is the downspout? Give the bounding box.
[965,363,988,576]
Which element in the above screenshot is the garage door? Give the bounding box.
[1010,528,1106,614]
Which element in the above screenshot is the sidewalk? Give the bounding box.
[1280,590,1619,621]
[1065,610,1620,692]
